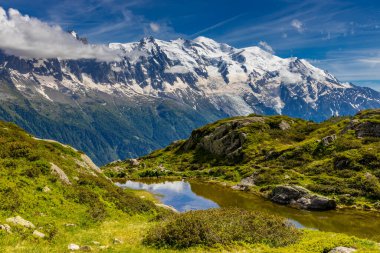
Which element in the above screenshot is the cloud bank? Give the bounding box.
[0,7,120,61]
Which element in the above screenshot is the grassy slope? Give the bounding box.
[0,120,378,252]
[104,109,380,209]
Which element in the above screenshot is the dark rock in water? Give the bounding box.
[270,185,309,205]
[270,185,336,211]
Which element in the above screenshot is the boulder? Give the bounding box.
[6,216,35,228]
[0,224,11,233]
[231,184,249,191]
[33,230,46,238]
[270,185,309,205]
[68,244,80,251]
[270,185,336,211]
[329,246,356,253]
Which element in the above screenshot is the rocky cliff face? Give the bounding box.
[0,36,379,164]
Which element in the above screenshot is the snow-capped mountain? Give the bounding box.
[0,36,379,164]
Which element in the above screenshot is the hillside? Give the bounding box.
[104,109,380,210]
[0,121,379,252]
[1,36,380,165]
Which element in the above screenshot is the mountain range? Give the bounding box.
[0,35,379,164]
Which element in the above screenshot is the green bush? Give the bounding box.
[143,208,301,249]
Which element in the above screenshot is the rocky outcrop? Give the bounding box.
[182,117,264,159]
[6,216,35,228]
[270,185,336,211]
[354,121,380,138]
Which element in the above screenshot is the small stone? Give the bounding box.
[6,216,35,228]
[33,230,46,238]
[231,184,249,191]
[42,186,51,192]
[113,238,123,244]
[329,246,356,253]
[99,246,108,250]
[80,245,92,251]
[129,158,140,166]
[68,243,80,251]
[92,241,100,245]
[0,224,12,233]
[65,223,76,227]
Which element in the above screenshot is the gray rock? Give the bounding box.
[51,163,72,185]
[68,243,80,250]
[329,246,356,253]
[6,216,35,228]
[322,134,337,146]
[240,175,255,186]
[231,184,249,191]
[0,224,11,233]
[33,230,46,238]
[128,158,140,166]
[279,120,291,130]
[270,185,336,211]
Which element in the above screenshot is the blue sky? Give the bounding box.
[1,0,380,90]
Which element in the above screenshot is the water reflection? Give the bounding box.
[116,180,219,212]
[118,179,380,241]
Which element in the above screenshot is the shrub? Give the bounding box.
[143,208,300,249]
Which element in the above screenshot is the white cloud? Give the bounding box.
[291,19,304,33]
[149,22,160,32]
[0,7,120,61]
[258,41,275,54]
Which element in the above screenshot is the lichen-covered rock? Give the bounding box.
[270,185,336,211]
